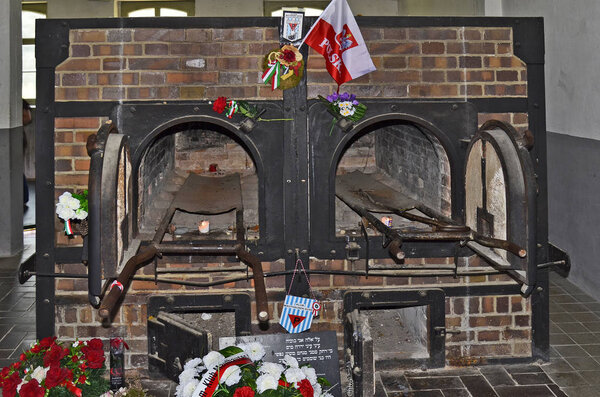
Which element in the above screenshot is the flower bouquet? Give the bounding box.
[176,342,333,397]
[56,191,89,235]
[318,92,367,134]
[0,337,110,397]
[262,45,304,91]
[212,97,292,133]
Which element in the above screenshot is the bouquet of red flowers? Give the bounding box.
[0,337,111,397]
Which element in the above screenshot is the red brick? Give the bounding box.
[56,87,100,101]
[62,73,87,86]
[186,28,212,42]
[72,30,106,42]
[497,43,512,55]
[484,56,523,68]
[484,84,527,96]
[332,275,384,286]
[383,28,407,40]
[55,174,90,186]
[55,131,74,143]
[79,307,93,323]
[458,56,482,68]
[92,72,139,86]
[361,28,382,41]
[265,28,279,41]
[370,70,420,83]
[422,42,445,54]
[502,329,530,340]
[512,113,528,125]
[133,28,184,42]
[460,85,483,96]
[102,57,126,71]
[496,297,509,313]
[128,58,179,70]
[369,42,419,55]
[462,29,482,41]
[515,315,530,327]
[382,56,407,69]
[71,45,90,57]
[469,315,512,327]
[222,43,247,56]
[92,44,142,56]
[484,29,512,41]
[145,43,169,55]
[248,42,279,56]
[496,70,519,82]
[217,57,259,70]
[410,276,439,285]
[466,42,495,54]
[453,298,465,315]
[468,343,511,356]
[55,117,101,129]
[57,279,75,291]
[482,297,494,313]
[408,28,457,40]
[205,86,257,98]
[107,29,132,42]
[55,159,72,171]
[469,297,480,313]
[478,330,500,341]
[74,159,90,171]
[467,70,494,82]
[56,58,101,71]
[57,326,75,338]
[140,72,166,85]
[307,55,327,70]
[423,56,457,69]
[166,72,218,84]
[422,71,445,83]
[385,277,409,286]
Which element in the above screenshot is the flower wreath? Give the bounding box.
[262,45,304,91]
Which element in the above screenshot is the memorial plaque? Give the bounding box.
[220,331,342,397]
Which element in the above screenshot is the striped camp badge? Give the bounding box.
[279,295,317,333]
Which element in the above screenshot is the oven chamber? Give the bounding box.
[31,16,569,389]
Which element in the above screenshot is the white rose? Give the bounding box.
[58,192,73,205]
[75,209,88,220]
[219,365,241,386]
[283,354,299,368]
[181,379,199,397]
[56,204,75,221]
[30,366,48,383]
[313,383,323,396]
[258,362,284,379]
[202,351,225,370]
[242,341,265,362]
[177,368,198,386]
[301,366,317,385]
[66,196,81,210]
[284,367,305,383]
[256,374,278,394]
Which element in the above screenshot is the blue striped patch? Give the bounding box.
[279,295,316,333]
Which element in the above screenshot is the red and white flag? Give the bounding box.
[301,0,376,87]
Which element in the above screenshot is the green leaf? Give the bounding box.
[317,376,331,387]
[219,345,244,358]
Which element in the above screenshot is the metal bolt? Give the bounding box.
[224,295,233,303]
[46,181,52,186]
[258,251,264,255]
[166,296,175,304]
[43,253,49,258]
[536,243,542,248]
[193,106,199,112]
[43,299,50,304]
[419,290,427,297]
[301,249,307,254]
[536,286,544,292]
[286,179,291,183]
[130,107,136,113]
[301,179,306,183]
[361,292,370,299]
[287,249,293,254]
[330,250,336,255]
[452,104,458,110]
[390,105,398,111]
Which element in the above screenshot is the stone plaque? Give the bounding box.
[220,331,342,397]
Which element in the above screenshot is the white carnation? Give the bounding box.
[202,351,225,370]
[242,341,265,362]
[74,208,88,220]
[321,393,334,397]
[30,366,48,383]
[282,354,299,368]
[183,357,203,371]
[258,362,284,379]
[284,367,305,383]
[256,374,278,394]
[181,379,199,397]
[301,366,317,385]
[313,383,322,396]
[177,368,198,386]
[219,365,241,386]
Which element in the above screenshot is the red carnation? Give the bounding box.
[19,354,26,362]
[86,338,104,351]
[43,344,68,367]
[45,366,73,389]
[84,349,105,369]
[2,372,21,397]
[77,374,86,384]
[297,379,314,397]
[17,379,44,397]
[281,49,296,63]
[39,336,57,349]
[65,381,82,397]
[29,344,41,354]
[213,97,228,114]
[233,386,255,397]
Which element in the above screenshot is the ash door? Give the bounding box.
[464,121,537,291]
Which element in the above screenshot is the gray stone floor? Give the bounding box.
[1,235,599,397]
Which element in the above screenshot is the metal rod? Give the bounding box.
[154,243,240,255]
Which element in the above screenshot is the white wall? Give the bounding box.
[503,0,600,140]
[47,0,114,19]
[1,0,22,129]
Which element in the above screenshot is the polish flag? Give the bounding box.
[301,0,376,87]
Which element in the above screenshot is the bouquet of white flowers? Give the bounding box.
[176,342,333,397]
[56,191,88,235]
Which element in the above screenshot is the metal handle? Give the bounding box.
[237,248,269,323]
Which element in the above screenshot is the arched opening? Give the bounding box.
[137,121,259,241]
[334,120,451,236]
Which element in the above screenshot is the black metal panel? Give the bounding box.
[309,100,477,259]
[112,102,286,261]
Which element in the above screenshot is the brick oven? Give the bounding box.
[30,15,568,394]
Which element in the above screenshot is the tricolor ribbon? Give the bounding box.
[226,100,238,118]
[261,60,281,90]
[64,219,73,235]
[110,280,124,292]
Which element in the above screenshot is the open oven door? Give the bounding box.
[464,120,537,294]
[87,121,134,306]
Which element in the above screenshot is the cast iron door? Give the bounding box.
[464,120,537,291]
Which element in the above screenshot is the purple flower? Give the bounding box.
[349,94,356,102]
[339,92,350,101]
[352,100,359,105]
[326,94,335,102]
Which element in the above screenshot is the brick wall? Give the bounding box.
[55,27,525,102]
[52,24,533,368]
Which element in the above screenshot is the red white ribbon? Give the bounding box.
[261,60,281,90]
[64,219,73,235]
[110,280,124,292]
